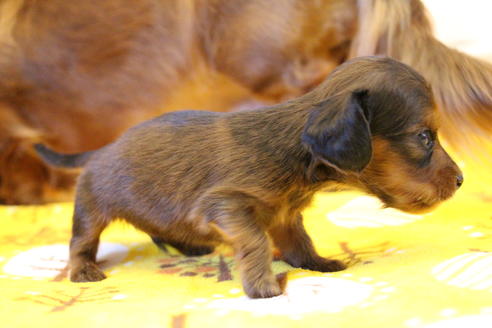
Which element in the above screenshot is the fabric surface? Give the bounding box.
[2,2,492,326]
[1,155,492,328]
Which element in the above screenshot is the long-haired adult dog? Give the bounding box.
[35,57,463,298]
[1,0,486,205]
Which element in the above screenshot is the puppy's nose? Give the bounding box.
[456,174,464,188]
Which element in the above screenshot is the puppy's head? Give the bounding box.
[302,57,463,213]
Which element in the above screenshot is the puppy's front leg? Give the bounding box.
[226,219,280,298]
[269,214,346,272]
[195,190,281,298]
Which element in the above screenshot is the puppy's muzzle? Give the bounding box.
[456,174,464,188]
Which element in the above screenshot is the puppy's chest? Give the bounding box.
[271,189,316,224]
[286,188,315,209]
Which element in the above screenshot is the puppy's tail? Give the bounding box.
[34,144,94,168]
[350,0,492,156]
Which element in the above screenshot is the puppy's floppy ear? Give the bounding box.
[302,89,372,173]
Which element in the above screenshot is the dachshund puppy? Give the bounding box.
[0,0,489,204]
[35,57,463,298]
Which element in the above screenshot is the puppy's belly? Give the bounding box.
[118,210,223,246]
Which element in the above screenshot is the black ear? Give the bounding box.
[301,89,372,173]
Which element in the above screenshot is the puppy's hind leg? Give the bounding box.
[151,236,215,256]
[69,202,110,282]
[195,190,281,299]
[269,214,345,272]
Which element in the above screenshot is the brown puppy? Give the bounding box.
[36,57,463,298]
[0,0,489,204]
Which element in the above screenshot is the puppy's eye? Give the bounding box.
[418,130,434,149]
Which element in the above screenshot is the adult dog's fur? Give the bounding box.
[0,0,488,204]
[36,57,463,298]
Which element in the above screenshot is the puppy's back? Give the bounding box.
[78,110,225,221]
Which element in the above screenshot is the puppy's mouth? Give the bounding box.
[390,199,438,214]
[400,187,458,214]
[367,186,439,214]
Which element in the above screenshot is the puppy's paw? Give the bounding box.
[303,258,346,272]
[178,244,215,257]
[151,236,169,252]
[152,237,215,256]
[243,275,282,299]
[70,263,107,282]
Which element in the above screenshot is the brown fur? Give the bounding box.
[0,0,486,204]
[350,0,492,152]
[36,57,463,298]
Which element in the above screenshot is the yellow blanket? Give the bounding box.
[2,159,492,328]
